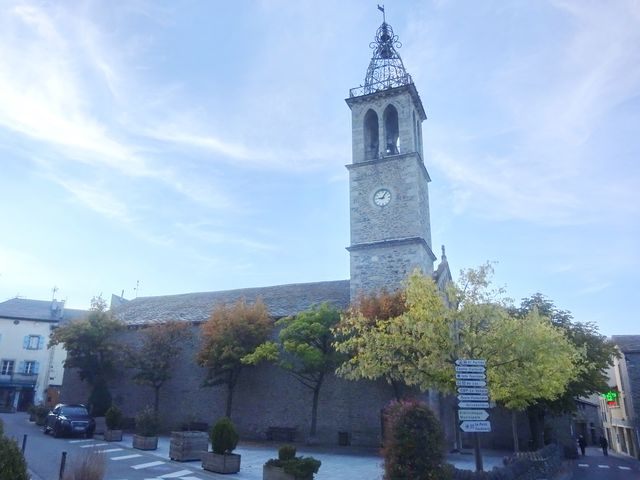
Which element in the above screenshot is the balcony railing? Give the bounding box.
[349,74,413,98]
[0,372,37,387]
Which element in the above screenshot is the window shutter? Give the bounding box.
[23,336,30,349]
[33,362,39,374]
[18,361,25,373]
[38,336,45,350]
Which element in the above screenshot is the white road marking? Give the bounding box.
[597,464,610,468]
[619,466,631,470]
[157,470,195,478]
[175,477,201,480]
[97,448,124,453]
[81,442,109,448]
[112,454,143,460]
[578,463,589,467]
[132,460,165,469]
[68,439,94,443]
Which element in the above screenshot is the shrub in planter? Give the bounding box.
[34,404,49,426]
[382,399,451,480]
[0,420,29,480]
[104,405,123,442]
[132,406,159,450]
[62,450,106,480]
[263,445,321,480]
[26,404,36,422]
[201,417,240,474]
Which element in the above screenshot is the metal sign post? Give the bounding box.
[455,359,490,472]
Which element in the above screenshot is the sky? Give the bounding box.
[0,0,638,336]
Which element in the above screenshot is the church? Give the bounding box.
[59,18,504,449]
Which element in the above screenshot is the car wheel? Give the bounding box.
[43,426,49,435]
[53,424,61,438]
[85,431,93,439]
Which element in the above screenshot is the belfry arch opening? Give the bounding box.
[383,104,399,155]
[364,109,379,160]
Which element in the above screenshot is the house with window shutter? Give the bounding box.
[0,297,86,411]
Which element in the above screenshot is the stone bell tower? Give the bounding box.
[346,19,435,301]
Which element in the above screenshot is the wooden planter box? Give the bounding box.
[263,465,296,480]
[132,434,158,450]
[104,429,123,442]
[201,452,241,474]
[170,431,208,461]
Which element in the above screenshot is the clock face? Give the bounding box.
[373,188,391,207]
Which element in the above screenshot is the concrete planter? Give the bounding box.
[263,465,297,480]
[170,431,208,461]
[132,434,158,450]
[201,452,241,474]
[104,429,123,442]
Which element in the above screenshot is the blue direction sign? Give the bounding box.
[458,401,491,409]
[457,387,489,395]
[457,394,489,402]
[455,373,486,380]
[455,379,487,387]
[458,409,490,421]
[456,359,486,366]
[460,421,491,432]
[455,366,486,373]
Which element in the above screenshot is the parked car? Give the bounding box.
[44,404,95,438]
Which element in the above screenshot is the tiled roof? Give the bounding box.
[113,280,351,326]
[0,298,87,324]
[612,335,640,353]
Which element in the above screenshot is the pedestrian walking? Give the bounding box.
[599,435,609,456]
[578,435,586,456]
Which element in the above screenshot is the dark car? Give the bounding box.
[44,404,95,438]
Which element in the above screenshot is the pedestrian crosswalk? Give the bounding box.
[578,463,635,471]
[66,439,204,480]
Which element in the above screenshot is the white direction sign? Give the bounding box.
[458,401,491,409]
[457,387,489,395]
[455,373,486,380]
[460,421,491,433]
[458,409,490,421]
[454,366,486,373]
[457,394,489,402]
[455,380,487,387]
[456,359,487,367]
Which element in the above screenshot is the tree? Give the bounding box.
[335,266,581,452]
[513,293,617,448]
[49,295,125,415]
[196,298,272,418]
[128,321,192,413]
[334,279,450,398]
[243,303,343,438]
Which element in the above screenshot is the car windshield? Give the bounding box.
[60,406,89,416]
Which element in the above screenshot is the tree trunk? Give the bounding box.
[154,386,160,414]
[310,386,320,437]
[526,405,545,450]
[226,382,234,418]
[511,410,519,452]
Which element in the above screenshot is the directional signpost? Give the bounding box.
[455,359,490,471]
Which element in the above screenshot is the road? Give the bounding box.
[1,412,212,480]
[570,446,640,479]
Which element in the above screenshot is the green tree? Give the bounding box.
[243,303,343,438]
[513,293,617,448]
[128,320,192,413]
[335,266,580,452]
[334,278,451,397]
[196,299,272,418]
[49,295,125,415]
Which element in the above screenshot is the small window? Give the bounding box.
[22,360,39,375]
[363,109,379,160]
[1,360,15,375]
[24,335,44,350]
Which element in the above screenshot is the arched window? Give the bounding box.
[383,104,399,155]
[364,109,379,160]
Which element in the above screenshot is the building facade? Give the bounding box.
[599,335,640,458]
[0,298,85,411]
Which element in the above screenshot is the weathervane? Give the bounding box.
[377,4,386,23]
